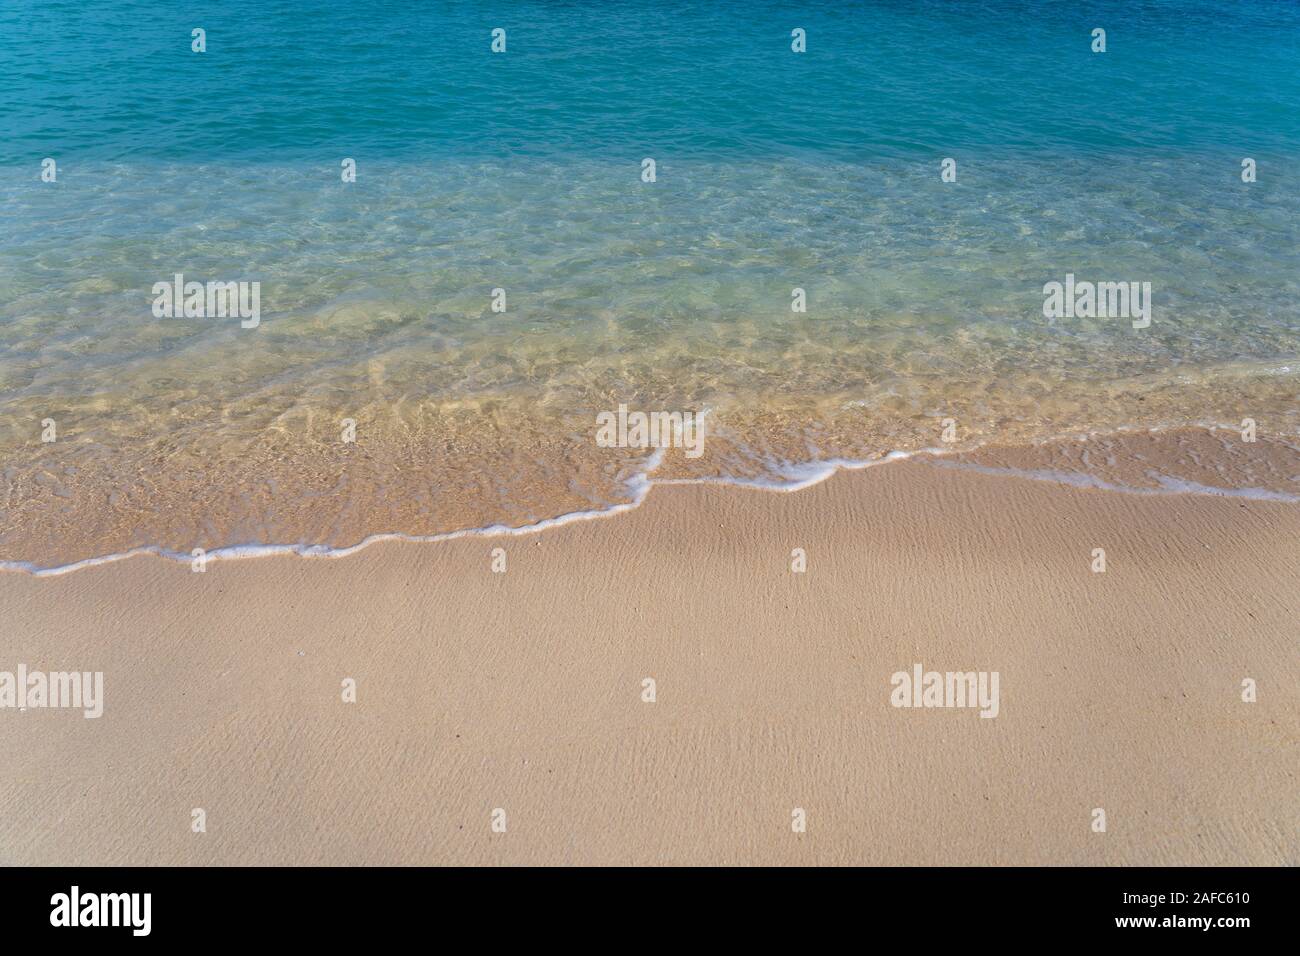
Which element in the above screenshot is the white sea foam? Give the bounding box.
[925,459,1300,502]
[0,450,665,577]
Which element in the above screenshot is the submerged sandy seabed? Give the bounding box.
[2,364,1299,570]
[0,430,1296,865]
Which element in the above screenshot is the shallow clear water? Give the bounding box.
[1,0,1298,567]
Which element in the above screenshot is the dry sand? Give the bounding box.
[1,447,1296,865]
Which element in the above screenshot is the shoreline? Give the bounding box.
[2,440,1296,865]
[3,424,1299,577]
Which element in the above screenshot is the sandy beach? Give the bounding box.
[2,435,1295,866]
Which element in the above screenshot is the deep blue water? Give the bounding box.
[4,0,1300,163]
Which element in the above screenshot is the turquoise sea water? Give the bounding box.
[6,0,1300,161]
[1,0,1298,567]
